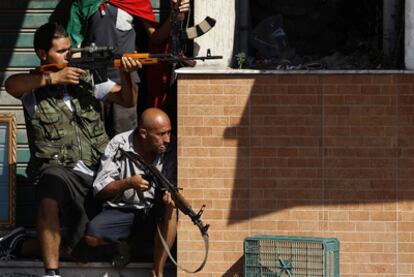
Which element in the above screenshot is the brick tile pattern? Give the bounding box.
[176,74,414,277]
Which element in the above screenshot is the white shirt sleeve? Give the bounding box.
[92,137,121,196]
[94,79,116,100]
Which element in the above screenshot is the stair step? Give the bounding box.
[0,260,176,277]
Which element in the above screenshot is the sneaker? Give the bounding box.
[43,269,61,277]
[0,227,26,260]
[111,241,131,268]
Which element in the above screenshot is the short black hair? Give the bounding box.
[33,22,69,52]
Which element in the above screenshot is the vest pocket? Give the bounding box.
[34,143,79,166]
[78,110,105,138]
[38,113,65,140]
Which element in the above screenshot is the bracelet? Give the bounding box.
[43,72,52,86]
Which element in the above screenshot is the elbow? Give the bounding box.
[95,190,106,200]
[120,95,137,108]
[4,79,18,97]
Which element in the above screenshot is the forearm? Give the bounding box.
[5,72,51,98]
[95,178,132,200]
[118,71,138,107]
[5,67,85,98]
[146,2,188,47]
[148,17,172,46]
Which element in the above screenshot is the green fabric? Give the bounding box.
[66,0,105,47]
[26,74,108,175]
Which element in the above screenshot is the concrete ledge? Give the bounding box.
[176,66,414,75]
[0,260,176,277]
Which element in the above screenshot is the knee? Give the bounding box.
[85,223,106,247]
[37,198,59,218]
[84,235,106,247]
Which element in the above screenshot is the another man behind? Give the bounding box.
[67,0,190,137]
[84,108,177,277]
[0,22,142,277]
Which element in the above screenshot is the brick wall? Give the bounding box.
[176,73,414,277]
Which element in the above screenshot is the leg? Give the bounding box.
[85,208,135,266]
[85,208,135,246]
[84,235,109,247]
[0,226,66,261]
[37,198,61,269]
[151,206,177,277]
[20,238,40,257]
[35,165,93,273]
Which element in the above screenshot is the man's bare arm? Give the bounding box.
[104,56,141,107]
[143,0,190,46]
[95,175,150,199]
[5,67,85,98]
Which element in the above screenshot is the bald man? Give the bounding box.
[84,108,177,277]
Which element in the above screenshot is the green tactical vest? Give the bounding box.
[26,75,109,174]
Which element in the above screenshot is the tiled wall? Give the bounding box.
[176,73,414,277]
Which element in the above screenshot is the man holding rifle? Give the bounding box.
[0,22,142,277]
[84,107,177,277]
[67,0,190,137]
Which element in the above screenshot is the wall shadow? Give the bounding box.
[222,256,243,277]
[222,74,411,225]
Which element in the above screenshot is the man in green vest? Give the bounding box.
[0,22,142,277]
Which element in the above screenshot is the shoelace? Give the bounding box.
[0,248,16,261]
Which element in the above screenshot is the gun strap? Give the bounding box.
[156,224,209,274]
[185,16,216,40]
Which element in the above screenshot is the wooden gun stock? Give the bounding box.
[33,64,67,73]
[113,53,162,67]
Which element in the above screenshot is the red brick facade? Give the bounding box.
[176,73,414,277]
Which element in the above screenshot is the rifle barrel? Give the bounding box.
[113,54,223,67]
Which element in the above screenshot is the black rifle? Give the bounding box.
[118,149,209,273]
[169,0,217,69]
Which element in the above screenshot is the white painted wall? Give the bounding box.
[193,0,235,67]
[405,0,414,69]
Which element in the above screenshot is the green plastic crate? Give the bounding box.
[244,236,340,277]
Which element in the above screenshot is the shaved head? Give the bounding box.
[136,108,172,155]
[139,108,170,130]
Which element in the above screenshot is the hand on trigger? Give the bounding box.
[128,175,150,192]
[54,67,86,85]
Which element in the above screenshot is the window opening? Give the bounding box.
[236,0,404,70]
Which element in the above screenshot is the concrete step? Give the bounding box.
[0,260,176,277]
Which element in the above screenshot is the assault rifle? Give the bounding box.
[35,44,222,73]
[118,148,209,274]
[169,0,216,56]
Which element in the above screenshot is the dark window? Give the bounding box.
[235,0,404,70]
